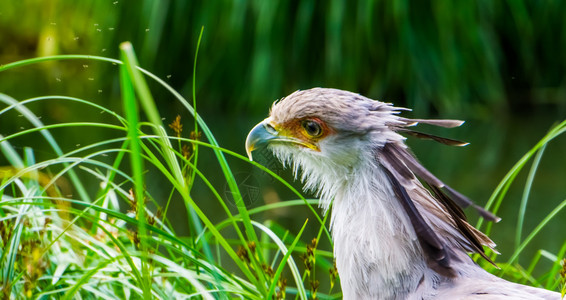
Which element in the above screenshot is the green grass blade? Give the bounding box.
[0,55,119,73]
[477,120,566,231]
[188,26,204,190]
[261,219,309,300]
[515,143,546,254]
[0,94,91,203]
[119,42,151,299]
[0,135,24,168]
[501,198,566,277]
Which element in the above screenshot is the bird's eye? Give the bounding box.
[301,120,323,137]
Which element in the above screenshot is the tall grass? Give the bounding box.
[0,43,336,299]
[473,120,566,293]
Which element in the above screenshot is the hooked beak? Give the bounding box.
[245,119,317,161]
[245,120,278,160]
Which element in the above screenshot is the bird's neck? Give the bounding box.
[325,160,429,299]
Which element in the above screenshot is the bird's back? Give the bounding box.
[431,270,561,299]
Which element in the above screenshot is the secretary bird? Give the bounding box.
[245,88,561,299]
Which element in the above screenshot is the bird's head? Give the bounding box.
[246,88,407,197]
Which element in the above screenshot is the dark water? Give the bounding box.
[182,107,566,276]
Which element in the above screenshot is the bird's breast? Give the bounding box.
[329,167,427,299]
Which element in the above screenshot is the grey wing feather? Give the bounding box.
[379,148,453,274]
[427,184,498,266]
[399,117,466,128]
[397,128,470,146]
[386,143,500,222]
[379,142,498,268]
[391,116,500,221]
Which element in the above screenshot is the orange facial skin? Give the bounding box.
[268,117,335,152]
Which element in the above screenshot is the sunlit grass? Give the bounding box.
[0,41,336,299]
[0,41,564,299]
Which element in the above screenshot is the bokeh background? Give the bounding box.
[1,0,565,274]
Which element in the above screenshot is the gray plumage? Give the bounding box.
[246,88,561,299]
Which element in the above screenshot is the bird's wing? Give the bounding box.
[378,142,497,272]
[380,165,452,272]
[386,142,500,222]
[392,117,498,221]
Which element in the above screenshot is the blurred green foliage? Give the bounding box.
[1,0,566,118]
[0,2,565,295]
